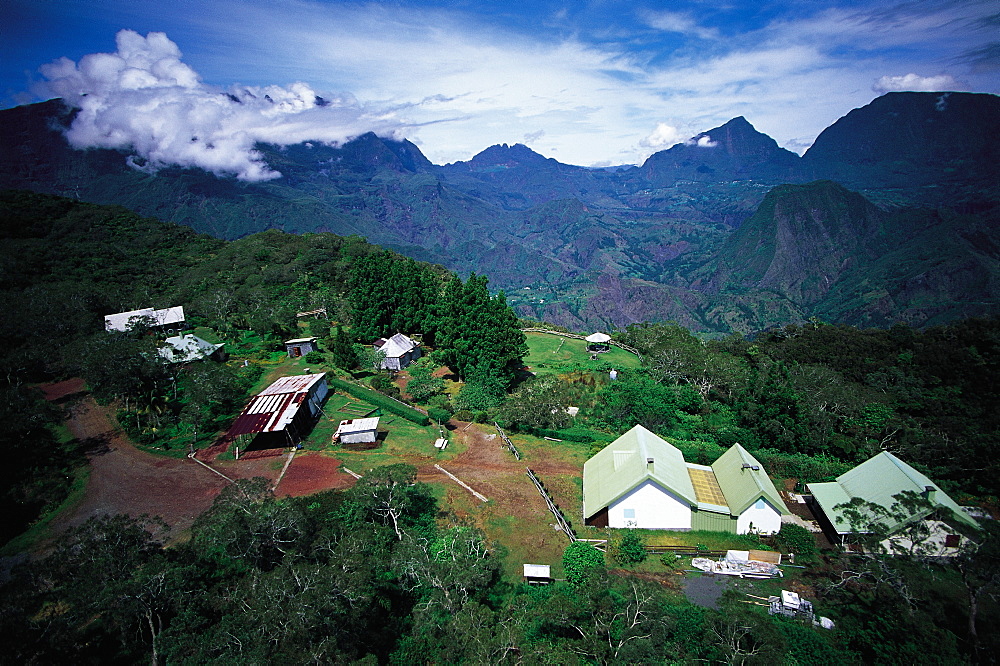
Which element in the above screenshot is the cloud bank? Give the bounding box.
[873,73,962,94]
[39,30,405,181]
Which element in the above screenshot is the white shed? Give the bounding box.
[336,417,380,444]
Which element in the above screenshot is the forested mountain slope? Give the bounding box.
[2,92,998,332]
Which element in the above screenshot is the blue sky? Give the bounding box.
[3,0,998,172]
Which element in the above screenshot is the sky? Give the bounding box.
[2,0,998,178]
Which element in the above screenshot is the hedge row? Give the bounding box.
[327,377,430,426]
[506,424,614,444]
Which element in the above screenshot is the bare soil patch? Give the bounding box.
[36,377,87,402]
[47,397,235,543]
[274,453,354,497]
[411,424,583,571]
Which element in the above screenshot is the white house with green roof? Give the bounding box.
[807,451,978,543]
[583,425,789,534]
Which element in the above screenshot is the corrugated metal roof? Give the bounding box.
[377,333,418,358]
[226,373,326,438]
[284,337,317,344]
[523,564,551,578]
[104,306,185,332]
[712,443,789,516]
[583,425,696,519]
[338,417,379,433]
[259,373,327,396]
[807,452,978,534]
[159,334,223,363]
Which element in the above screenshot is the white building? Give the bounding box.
[583,425,788,534]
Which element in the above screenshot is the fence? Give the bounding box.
[494,422,521,460]
[525,467,576,542]
[520,327,642,362]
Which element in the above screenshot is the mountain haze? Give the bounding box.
[1,92,998,333]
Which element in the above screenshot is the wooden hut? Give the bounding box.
[285,337,319,358]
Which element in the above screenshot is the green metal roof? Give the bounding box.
[807,451,978,534]
[582,425,697,519]
[711,443,790,516]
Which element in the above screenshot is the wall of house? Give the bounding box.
[307,380,329,416]
[341,430,376,444]
[607,479,692,529]
[736,498,782,534]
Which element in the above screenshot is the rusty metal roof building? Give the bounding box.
[226,373,328,443]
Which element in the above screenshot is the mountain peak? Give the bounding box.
[640,116,800,184]
[467,142,552,168]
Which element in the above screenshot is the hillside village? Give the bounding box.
[1,190,998,663]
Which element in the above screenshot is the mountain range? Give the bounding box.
[1,91,998,334]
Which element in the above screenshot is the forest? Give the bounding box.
[1,189,998,664]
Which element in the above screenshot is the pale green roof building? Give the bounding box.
[807,451,978,537]
[583,425,788,533]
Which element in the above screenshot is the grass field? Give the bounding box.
[523,332,641,375]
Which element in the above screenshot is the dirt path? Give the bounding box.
[47,397,280,543]
[413,424,583,570]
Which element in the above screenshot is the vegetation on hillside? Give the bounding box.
[1,190,998,664]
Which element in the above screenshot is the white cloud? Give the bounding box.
[872,73,962,94]
[38,30,406,181]
[642,10,719,40]
[640,123,683,149]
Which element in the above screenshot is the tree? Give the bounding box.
[329,325,359,369]
[954,521,1000,659]
[590,372,679,432]
[342,464,436,540]
[394,526,499,615]
[497,374,573,430]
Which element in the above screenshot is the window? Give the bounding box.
[623,508,635,519]
[754,498,766,510]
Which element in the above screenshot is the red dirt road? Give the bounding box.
[274,452,354,497]
[48,397,282,543]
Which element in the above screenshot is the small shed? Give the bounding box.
[159,334,226,364]
[374,333,421,371]
[523,564,552,584]
[335,417,379,444]
[585,332,611,353]
[285,337,319,358]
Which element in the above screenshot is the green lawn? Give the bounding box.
[523,332,641,375]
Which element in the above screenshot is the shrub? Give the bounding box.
[774,523,818,564]
[613,530,646,565]
[427,408,451,425]
[303,351,325,364]
[562,541,605,586]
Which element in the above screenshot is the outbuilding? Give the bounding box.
[159,334,226,364]
[334,417,380,445]
[285,337,319,358]
[585,332,612,352]
[523,564,552,585]
[105,306,186,334]
[807,451,979,548]
[374,333,421,371]
[225,373,329,450]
